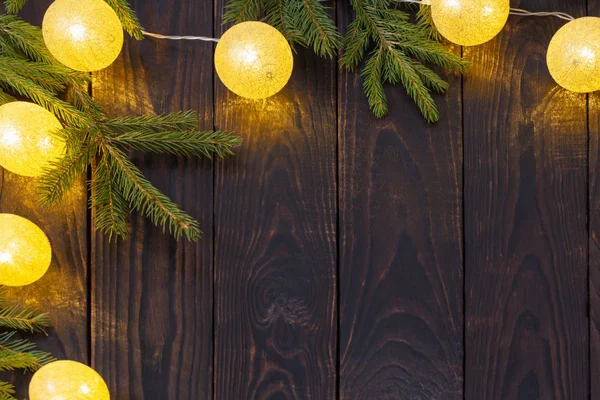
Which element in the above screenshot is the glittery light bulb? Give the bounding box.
[547,17,600,93]
[30,360,110,400]
[0,214,52,287]
[42,0,124,71]
[215,21,293,99]
[431,0,510,46]
[0,102,64,177]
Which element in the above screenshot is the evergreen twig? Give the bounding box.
[104,0,145,39]
[108,129,243,159]
[0,304,50,332]
[103,144,203,241]
[0,382,15,400]
[0,332,54,372]
[0,292,54,394]
[340,0,469,121]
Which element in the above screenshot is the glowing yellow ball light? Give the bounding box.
[30,360,110,400]
[0,214,52,287]
[547,17,600,93]
[431,0,510,46]
[42,0,124,71]
[0,102,64,177]
[215,21,293,99]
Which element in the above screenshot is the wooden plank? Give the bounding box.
[464,1,589,398]
[590,2,600,398]
[91,0,214,398]
[0,2,88,398]
[337,5,464,400]
[213,5,338,399]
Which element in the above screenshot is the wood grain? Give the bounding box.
[213,2,338,398]
[0,2,88,398]
[590,2,600,398]
[91,0,214,398]
[464,1,589,398]
[337,4,464,400]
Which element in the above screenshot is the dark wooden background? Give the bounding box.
[1,0,597,398]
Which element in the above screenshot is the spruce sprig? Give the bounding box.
[0,292,54,399]
[0,382,15,400]
[341,0,469,121]
[0,304,51,332]
[0,332,55,372]
[37,114,241,241]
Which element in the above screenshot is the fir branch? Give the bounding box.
[342,0,469,121]
[104,0,145,40]
[416,5,442,41]
[0,89,16,105]
[38,134,99,205]
[103,144,202,241]
[90,157,129,240]
[340,19,370,71]
[107,129,242,159]
[0,68,92,127]
[0,304,50,333]
[410,59,449,93]
[286,0,340,57]
[4,0,28,14]
[264,0,306,49]
[103,111,199,133]
[383,46,438,122]
[0,382,15,400]
[0,332,54,372]
[0,15,55,64]
[223,0,263,23]
[0,56,89,92]
[361,47,387,118]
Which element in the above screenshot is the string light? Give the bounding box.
[214,21,293,99]
[42,0,124,71]
[430,0,510,46]
[547,17,600,93]
[0,102,64,177]
[0,214,52,287]
[29,360,110,400]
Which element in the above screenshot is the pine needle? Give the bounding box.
[103,111,199,133]
[108,129,242,158]
[0,382,16,400]
[90,157,130,240]
[0,67,91,127]
[0,15,55,64]
[0,332,54,372]
[103,144,203,241]
[4,0,28,14]
[223,0,263,23]
[341,0,470,121]
[0,304,50,333]
[103,0,145,39]
[38,138,98,205]
[0,89,16,105]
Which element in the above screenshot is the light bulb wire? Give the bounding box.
[141,3,576,42]
[141,30,220,42]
